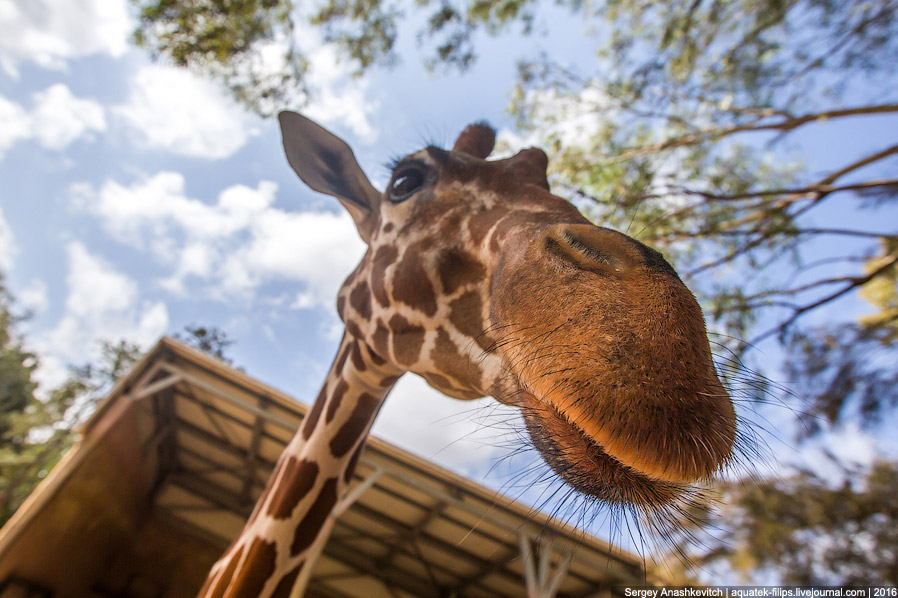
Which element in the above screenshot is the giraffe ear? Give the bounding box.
[278,111,380,242]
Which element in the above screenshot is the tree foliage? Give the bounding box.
[0,282,143,527]
[668,459,898,584]
[133,0,306,115]
[173,324,235,364]
[0,278,41,525]
[0,278,235,527]
[131,0,552,114]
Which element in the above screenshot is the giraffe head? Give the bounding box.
[279,112,736,510]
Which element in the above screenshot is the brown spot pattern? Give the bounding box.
[371,245,398,307]
[270,564,302,598]
[468,209,505,246]
[392,244,438,316]
[437,249,486,294]
[230,538,277,598]
[389,314,425,367]
[380,374,401,387]
[335,343,350,375]
[350,341,366,371]
[433,328,483,388]
[330,392,381,457]
[344,442,364,484]
[423,372,453,390]
[336,294,346,319]
[368,345,387,365]
[267,457,319,519]
[325,379,349,423]
[449,290,485,341]
[291,477,338,556]
[346,319,364,340]
[349,281,372,319]
[371,320,391,359]
[301,383,327,440]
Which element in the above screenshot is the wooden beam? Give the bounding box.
[377,500,447,569]
[174,417,278,472]
[131,371,181,401]
[321,536,443,598]
[177,443,267,490]
[169,473,253,518]
[328,518,465,592]
[453,547,520,593]
[159,363,297,429]
[241,396,267,506]
[345,501,525,591]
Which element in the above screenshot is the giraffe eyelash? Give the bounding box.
[384,143,444,176]
[384,155,406,173]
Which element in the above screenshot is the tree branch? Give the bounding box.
[751,253,898,345]
[608,106,898,162]
[652,178,898,203]
[818,144,898,186]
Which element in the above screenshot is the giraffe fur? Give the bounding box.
[196,113,738,598]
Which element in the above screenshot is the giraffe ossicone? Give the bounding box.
[197,112,737,598]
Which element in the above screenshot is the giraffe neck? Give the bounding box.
[197,334,401,598]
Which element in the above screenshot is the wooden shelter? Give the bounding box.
[0,337,650,598]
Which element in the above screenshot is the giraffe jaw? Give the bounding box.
[518,391,689,509]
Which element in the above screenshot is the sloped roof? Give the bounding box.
[3,337,652,598]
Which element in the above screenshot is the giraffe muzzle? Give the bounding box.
[491,221,737,504]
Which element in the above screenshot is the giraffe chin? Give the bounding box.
[519,393,688,509]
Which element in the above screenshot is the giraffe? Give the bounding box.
[196,112,737,598]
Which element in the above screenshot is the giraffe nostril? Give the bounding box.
[561,231,617,269]
[546,225,642,273]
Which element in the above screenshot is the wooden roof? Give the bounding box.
[0,337,652,598]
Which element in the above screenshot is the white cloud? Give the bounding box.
[64,242,136,316]
[0,0,130,76]
[0,204,14,271]
[302,45,380,142]
[31,84,107,149]
[18,279,49,316]
[216,32,380,142]
[116,65,259,159]
[0,85,106,159]
[0,95,31,159]
[71,172,365,306]
[33,242,168,390]
[496,86,609,156]
[222,208,365,304]
[71,172,275,245]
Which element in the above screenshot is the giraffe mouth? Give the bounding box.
[519,392,689,509]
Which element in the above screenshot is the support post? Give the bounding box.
[518,533,574,598]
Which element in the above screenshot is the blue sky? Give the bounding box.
[2,0,897,558]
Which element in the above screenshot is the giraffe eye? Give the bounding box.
[388,165,427,202]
